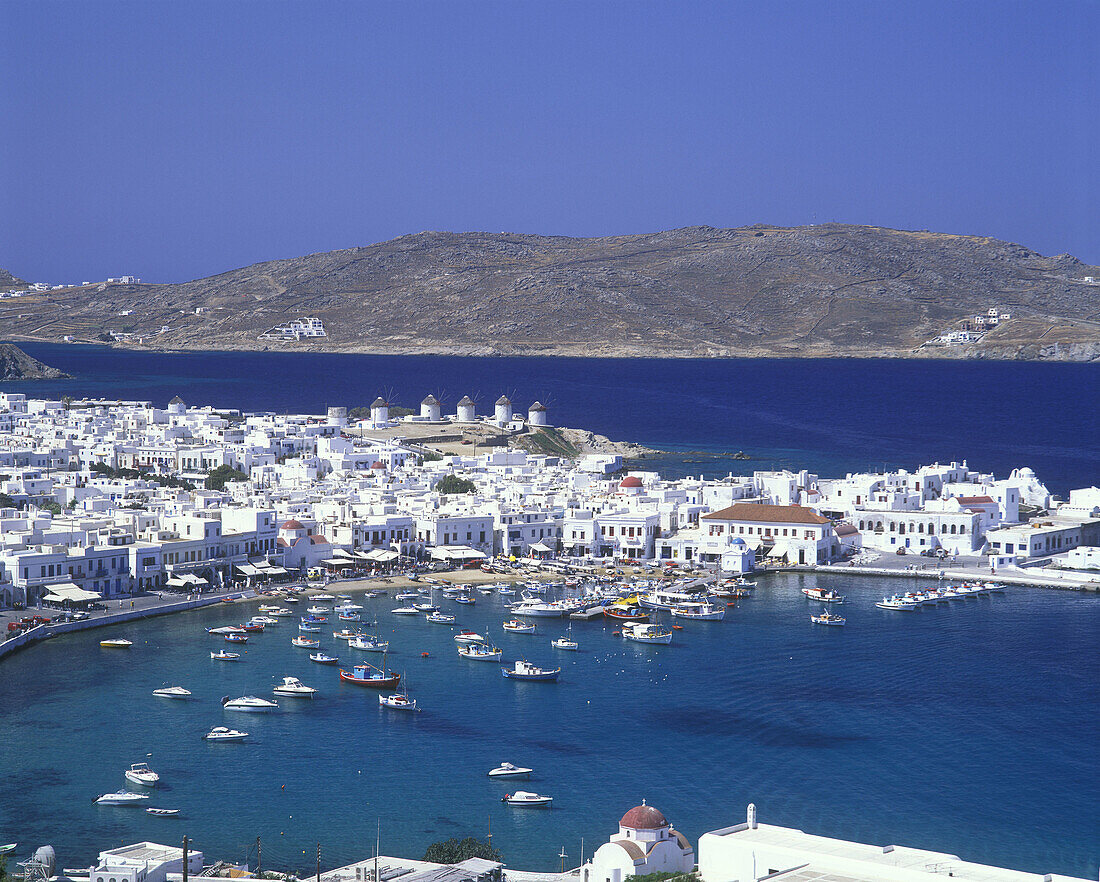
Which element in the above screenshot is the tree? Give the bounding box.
[423,837,501,865]
[0,493,15,509]
[435,475,477,494]
[420,451,443,463]
[205,465,249,490]
[41,501,63,515]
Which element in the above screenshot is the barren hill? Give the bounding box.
[5,224,1100,360]
[0,343,70,380]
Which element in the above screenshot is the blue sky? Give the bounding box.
[2,0,1096,282]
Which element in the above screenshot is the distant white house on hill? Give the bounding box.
[258,316,327,341]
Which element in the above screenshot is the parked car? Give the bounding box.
[31,615,52,625]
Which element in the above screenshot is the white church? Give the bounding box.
[584,802,695,882]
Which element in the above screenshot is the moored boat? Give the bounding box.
[501,659,561,681]
[620,622,673,644]
[811,609,846,626]
[425,611,456,624]
[502,619,536,634]
[502,790,552,807]
[391,606,419,615]
[453,629,486,644]
[273,676,318,698]
[152,686,192,699]
[458,642,503,661]
[210,650,241,660]
[488,762,532,779]
[291,636,320,648]
[670,601,726,621]
[95,790,149,806]
[801,587,846,603]
[124,763,160,787]
[225,632,248,643]
[203,727,248,741]
[310,652,339,665]
[339,657,400,689]
[222,695,278,712]
[145,808,180,816]
[349,634,389,652]
[100,638,133,649]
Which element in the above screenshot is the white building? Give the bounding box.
[91,842,203,882]
[702,503,840,565]
[258,316,327,341]
[456,395,477,423]
[420,395,442,422]
[698,804,1087,882]
[528,401,548,426]
[494,395,513,425]
[585,802,694,882]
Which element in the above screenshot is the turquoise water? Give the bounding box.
[1,576,1096,876]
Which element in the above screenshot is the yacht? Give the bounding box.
[100,638,133,649]
[203,727,248,741]
[258,604,282,614]
[458,642,503,661]
[273,677,318,698]
[620,622,674,644]
[349,634,389,652]
[488,762,532,779]
[509,599,568,618]
[250,615,279,625]
[152,686,192,699]
[391,606,419,615]
[207,626,246,635]
[639,587,709,610]
[426,611,456,624]
[395,592,418,601]
[95,791,149,806]
[671,601,727,621]
[124,763,160,787]
[453,630,486,644]
[501,659,561,681]
[501,790,552,808]
[222,695,279,712]
[502,619,536,634]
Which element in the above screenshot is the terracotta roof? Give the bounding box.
[276,537,289,547]
[612,841,645,862]
[835,523,859,535]
[956,495,995,504]
[672,830,693,853]
[702,503,829,525]
[620,804,668,829]
[371,461,387,469]
[309,534,329,545]
[619,476,644,489]
[281,519,304,530]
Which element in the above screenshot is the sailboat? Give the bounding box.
[379,670,421,711]
[551,621,578,651]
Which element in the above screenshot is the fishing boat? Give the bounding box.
[271,608,296,617]
[458,642,502,661]
[391,606,419,615]
[801,587,846,603]
[291,636,320,648]
[671,601,726,621]
[310,651,339,665]
[100,638,133,649]
[242,621,264,632]
[124,763,160,787]
[453,594,475,605]
[152,686,192,699]
[620,622,674,644]
[453,629,486,644]
[95,791,149,806]
[203,727,248,741]
[338,611,361,622]
[300,614,327,624]
[225,632,248,644]
[379,674,419,712]
[339,656,401,689]
[811,609,846,626]
[222,695,278,712]
[349,634,389,652]
[307,606,330,614]
[498,587,516,596]
[501,790,552,807]
[502,619,536,634]
[603,604,650,623]
[488,762,532,779]
[273,676,318,698]
[551,636,578,650]
[332,628,359,640]
[875,595,921,611]
[210,650,241,660]
[501,659,560,681]
[426,611,456,624]
[145,808,180,817]
[298,623,321,633]
[250,615,278,625]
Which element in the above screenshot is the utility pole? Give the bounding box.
[182,837,189,882]
[256,837,261,876]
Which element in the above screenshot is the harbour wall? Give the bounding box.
[0,590,256,661]
[787,563,1100,591]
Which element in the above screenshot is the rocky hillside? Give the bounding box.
[0,343,70,380]
[0,268,27,289]
[4,224,1099,360]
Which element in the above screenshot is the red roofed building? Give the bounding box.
[702,503,840,565]
[586,801,694,882]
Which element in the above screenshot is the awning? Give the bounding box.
[766,541,790,560]
[42,584,102,603]
[265,566,289,575]
[365,549,399,562]
[321,558,354,567]
[429,546,487,561]
[743,536,764,550]
[529,542,553,553]
[236,563,263,576]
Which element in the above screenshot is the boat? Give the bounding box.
[242,621,264,632]
[502,619,536,634]
[0,845,16,855]
[339,656,401,689]
[391,606,419,615]
[603,604,650,622]
[210,650,241,660]
[425,611,456,624]
[349,634,390,652]
[453,630,486,644]
[332,628,359,640]
[273,676,318,698]
[145,808,180,816]
[225,633,248,644]
[258,604,282,614]
[551,636,578,650]
[300,614,327,624]
[671,601,726,621]
[395,591,418,601]
[801,587,846,603]
[124,763,160,787]
[250,615,278,625]
[338,611,361,622]
[310,652,339,665]
[639,586,710,610]
[488,762,532,779]
[291,636,320,648]
[875,595,922,611]
[207,625,246,635]
[501,659,561,681]
[271,608,296,617]
[811,609,846,626]
[498,587,516,596]
[282,595,301,603]
[453,594,475,605]
[509,599,569,618]
[95,791,149,805]
[152,686,192,699]
[379,675,420,712]
[222,695,279,712]
[298,623,321,633]
[307,606,330,614]
[501,790,552,807]
[413,602,439,613]
[458,642,503,661]
[203,727,248,741]
[100,638,133,649]
[620,622,673,644]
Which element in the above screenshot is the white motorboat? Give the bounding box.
[639,586,709,610]
[307,606,329,614]
[291,636,320,648]
[124,763,160,787]
[349,635,389,652]
[425,612,456,624]
[509,599,569,618]
[257,604,282,614]
[95,790,149,806]
[222,695,279,712]
[152,686,192,699]
[502,790,552,807]
[145,808,180,816]
[458,642,502,661]
[453,630,486,644]
[210,650,241,660]
[332,628,359,640]
[207,626,246,635]
[391,606,419,615]
[378,689,420,711]
[876,595,921,611]
[250,615,279,625]
[203,727,248,741]
[395,592,418,601]
[488,762,532,779]
[271,608,296,617]
[551,637,578,651]
[100,638,133,648]
[335,602,363,611]
[620,622,673,644]
[273,677,318,698]
[671,601,726,621]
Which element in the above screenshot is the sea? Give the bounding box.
[0,345,1098,875]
